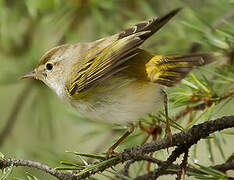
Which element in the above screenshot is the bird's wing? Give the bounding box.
[67,9,181,95]
[68,31,149,95]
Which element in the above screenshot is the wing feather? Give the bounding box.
[69,31,149,95]
[68,9,181,95]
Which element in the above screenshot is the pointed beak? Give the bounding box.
[21,70,36,79]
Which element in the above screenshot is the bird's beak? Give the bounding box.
[21,70,36,79]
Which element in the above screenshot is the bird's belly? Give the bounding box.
[70,79,164,124]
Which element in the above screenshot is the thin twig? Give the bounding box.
[136,161,234,178]
[0,82,34,147]
[0,158,73,180]
[173,90,234,122]
[134,144,192,180]
[123,156,164,177]
[123,155,234,179]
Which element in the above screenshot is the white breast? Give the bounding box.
[69,79,163,124]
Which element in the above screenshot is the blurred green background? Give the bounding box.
[0,0,234,179]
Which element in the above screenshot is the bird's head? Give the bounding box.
[22,44,74,98]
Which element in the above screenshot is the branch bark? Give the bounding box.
[123,155,234,178]
[73,115,234,179]
[134,144,191,180]
[0,158,73,180]
[0,115,233,180]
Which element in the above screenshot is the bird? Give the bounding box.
[22,8,215,156]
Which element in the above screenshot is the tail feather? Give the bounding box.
[146,53,216,86]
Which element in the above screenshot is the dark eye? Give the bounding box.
[46,63,53,71]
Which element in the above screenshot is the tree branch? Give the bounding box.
[176,148,188,180]
[0,115,233,180]
[123,155,234,176]
[124,155,234,178]
[0,158,73,180]
[75,115,234,179]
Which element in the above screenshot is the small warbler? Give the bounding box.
[22,8,215,154]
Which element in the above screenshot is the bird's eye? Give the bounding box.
[46,63,53,71]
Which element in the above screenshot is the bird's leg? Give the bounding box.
[106,123,136,158]
[162,90,172,142]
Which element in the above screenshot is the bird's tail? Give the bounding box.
[146,53,216,86]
